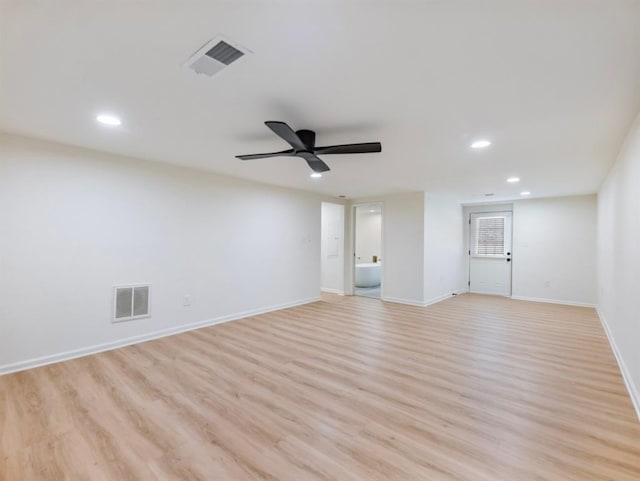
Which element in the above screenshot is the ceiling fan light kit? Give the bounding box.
[236,121,382,173]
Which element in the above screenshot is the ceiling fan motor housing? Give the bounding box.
[296,130,316,150]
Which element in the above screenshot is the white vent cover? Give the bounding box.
[184,36,251,77]
[113,285,151,322]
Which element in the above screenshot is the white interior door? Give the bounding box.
[469,211,512,296]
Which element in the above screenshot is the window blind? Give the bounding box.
[475,216,505,256]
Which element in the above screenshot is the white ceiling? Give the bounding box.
[2,0,640,202]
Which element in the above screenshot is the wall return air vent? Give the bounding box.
[113,284,151,322]
[184,36,251,77]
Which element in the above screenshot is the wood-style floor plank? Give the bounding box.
[1,293,639,480]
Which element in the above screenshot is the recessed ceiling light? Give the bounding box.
[520,191,531,196]
[310,172,322,178]
[471,140,491,149]
[507,177,520,183]
[96,114,122,126]
[369,209,375,213]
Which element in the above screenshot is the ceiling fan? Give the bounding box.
[236,121,382,173]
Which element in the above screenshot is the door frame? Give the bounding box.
[320,201,346,295]
[350,201,384,297]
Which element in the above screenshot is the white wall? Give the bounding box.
[378,192,425,305]
[348,192,465,307]
[355,207,381,264]
[320,202,345,294]
[512,195,597,306]
[0,133,324,373]
[462,198,597,307]
[598,113,640,417]
[423,193,466,304]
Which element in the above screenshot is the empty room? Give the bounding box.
[1,1,640,480]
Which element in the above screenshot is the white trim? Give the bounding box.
[423,292,454,307]
[320,287,344,295]
[0,297,320,376]
[510,295,596,308]
[469,290,511,297]
[382,292,455,308]
[381,296,426,307]
[596,308,640,421]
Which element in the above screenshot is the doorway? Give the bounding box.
[468,211,512,296]
[354,203,382,298]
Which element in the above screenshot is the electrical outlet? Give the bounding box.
[544,281,550,288]
[183,295,192,307]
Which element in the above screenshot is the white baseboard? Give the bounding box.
[424,292,455,307]
[469,290,510,297]
[320,287,344,295]
[382,292,456,308]
[596,308,640,422]
[381,296,426,307]
[0,297,321,376]
[511,295,596,308]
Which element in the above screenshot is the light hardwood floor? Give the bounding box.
[1,293,639,480]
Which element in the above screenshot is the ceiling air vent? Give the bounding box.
[184,36,250,77]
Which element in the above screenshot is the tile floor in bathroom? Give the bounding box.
[354,285,381,298]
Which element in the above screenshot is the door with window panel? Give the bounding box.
[469,211,512,296]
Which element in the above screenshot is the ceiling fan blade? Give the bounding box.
[314,142,382,155]
[299,152,330,172]
[265,121,307,150]
[235,149,295,160]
